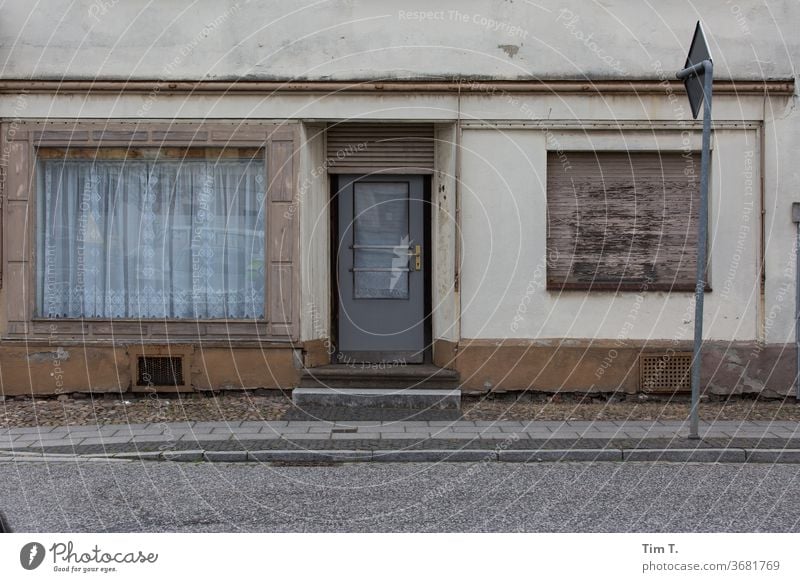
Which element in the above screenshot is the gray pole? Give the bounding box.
[678,59,713,439]
[794,203,800,400]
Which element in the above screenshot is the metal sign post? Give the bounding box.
[677,22,713,440]
[792,203,800,401]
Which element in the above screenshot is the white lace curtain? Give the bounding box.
[36,156,266,319]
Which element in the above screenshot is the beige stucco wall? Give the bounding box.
[0,0,796,81]
[0,0,797,391]
[763,95,800,344]
[459,123,761,341]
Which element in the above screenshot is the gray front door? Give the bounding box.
[336,175,425,364]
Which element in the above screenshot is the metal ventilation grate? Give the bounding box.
[639,352,692,394]
[137,356,184,387]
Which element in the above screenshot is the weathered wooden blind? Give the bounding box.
[325,123,434,174]
[547,151,701,291]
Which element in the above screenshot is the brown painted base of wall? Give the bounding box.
[0,343,300,397]
[452,339,797,397]
[303,338,334,368]
[433,338,458,369]
[4,338,793,398]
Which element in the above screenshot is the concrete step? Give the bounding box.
[283,406,462,421]
[292,387,461,410]
[299,364,460,389]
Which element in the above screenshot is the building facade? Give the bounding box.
[0,0,798,397]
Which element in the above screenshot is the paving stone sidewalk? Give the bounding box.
[1,419,800,463]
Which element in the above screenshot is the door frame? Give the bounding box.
[330,174,432,365]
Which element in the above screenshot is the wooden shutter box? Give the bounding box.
[547,151,701,291]
[325,123,434,174]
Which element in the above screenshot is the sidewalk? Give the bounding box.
[2,419,800,463]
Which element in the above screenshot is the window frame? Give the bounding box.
[545,147,710,293]
[34,145,268,320]
[3,121,299,341]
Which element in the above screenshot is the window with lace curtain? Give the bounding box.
[35,147,266,319]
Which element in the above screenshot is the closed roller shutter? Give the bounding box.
[325,123,435,174]
[547,151,702,291]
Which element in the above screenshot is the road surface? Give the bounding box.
[1,460,798,532]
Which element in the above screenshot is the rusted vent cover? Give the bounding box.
[639,352,692,393]
[137,356,184,387]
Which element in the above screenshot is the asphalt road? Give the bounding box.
[1,460,799,532]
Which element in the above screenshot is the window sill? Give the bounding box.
[30,318,268,323]
[19,319,292,341]
[547,282,712,293]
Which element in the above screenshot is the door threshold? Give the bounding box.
[300,363,460,390]
[335,351,424,366]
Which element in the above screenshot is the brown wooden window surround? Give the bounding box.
[1,122,299,341]
[546,151,704,292]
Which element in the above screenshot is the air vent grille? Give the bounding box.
[137,356,184,387]
[639,352,692,394]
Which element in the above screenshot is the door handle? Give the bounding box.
[412,244,422,271]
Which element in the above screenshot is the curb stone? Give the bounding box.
[745,449,800,463]
[247,450,373,463]
[203,451,249,462]
[623,448,747,463]
[0,454,131,463]
[4,447,800,464]
[111,452,163,461]
[499,449,623,462]
[372,450,497,463]
[162,450,204,462]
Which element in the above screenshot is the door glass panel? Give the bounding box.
[353,181,410,299]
